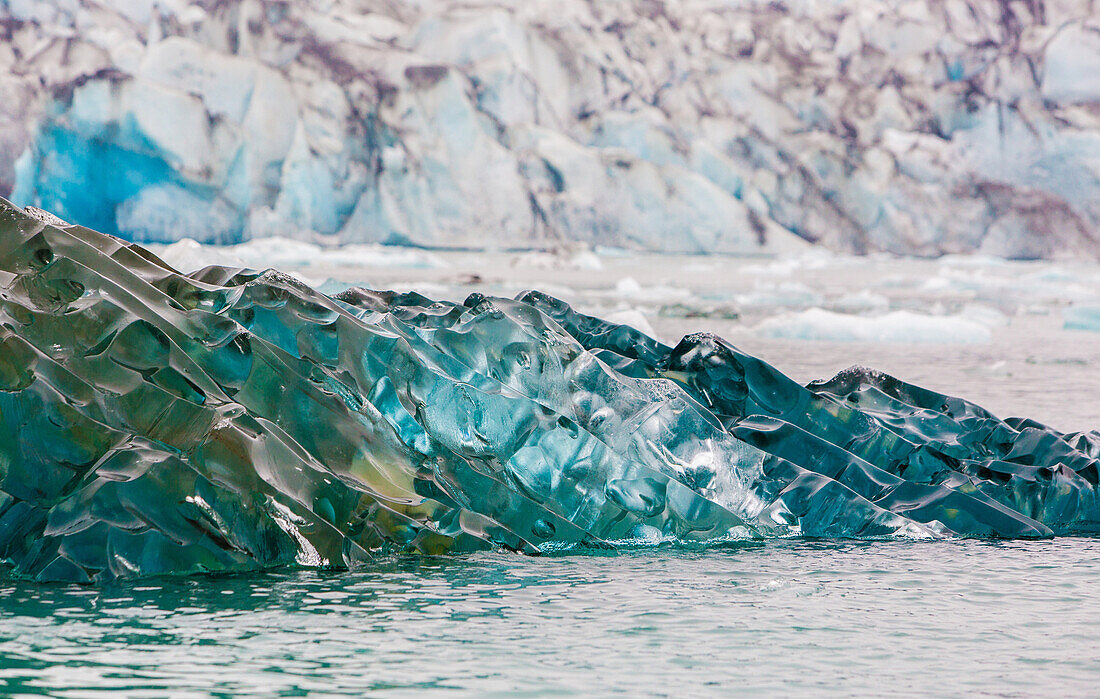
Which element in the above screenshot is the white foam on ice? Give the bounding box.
[1064,306,1100,333]
[149,237,449,273]
[604,307,658,339]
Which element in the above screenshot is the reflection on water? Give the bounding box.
[2,539,1098,695]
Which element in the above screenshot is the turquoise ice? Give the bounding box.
[0,198,1098,583]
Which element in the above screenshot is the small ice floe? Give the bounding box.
[1064,306,1100,332]
[830,290,890,314]
[149,237,448,273]
[499,281,579,303]
[511,245,604,271]
[604,307,658,338]
[735,281,825,310]
[612,276,693,304]
[615,277,644,295]
[738,248,838,277]
[755,307,995,344]
[153,238,245,271]
[920,263,1099,310]
[232,238,448,270]
[981,360,1012,378]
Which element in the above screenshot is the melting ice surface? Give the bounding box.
[1,199,1099,584]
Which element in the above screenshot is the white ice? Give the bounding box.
[754,308,997,344]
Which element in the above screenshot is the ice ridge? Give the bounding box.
[1,199,1098,582]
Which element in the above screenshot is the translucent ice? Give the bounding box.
[1,199,1098,583]
[1065,306,1100,333]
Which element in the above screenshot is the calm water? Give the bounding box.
[2,539,1099,696]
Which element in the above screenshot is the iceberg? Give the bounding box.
[1,198,1099,583]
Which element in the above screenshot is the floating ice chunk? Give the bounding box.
[960,303,1009,328]
[331,245,449,270]
[154,238,245,271]
[498,281,579,303]
[736,282,825,310]
[616,277,643,295]
[603,307,658,339]
[739,257,801,277]
[739,249,840,277]
[148,238,449,273]
[611,277,692,305]
[756,308,993,344]
[980,360,1012,378]
[511,247,603,271]
[221,237,323,270]
[918,263,1100,309]
[936,254,1011,268]
[316,278,370,297]
[831,290,890,314]
[1064,306,1100,333]
[593,246,632,258]
[283,269,327,289]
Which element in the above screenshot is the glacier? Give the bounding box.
[2,198,1099,583]
[2,0,1100,258]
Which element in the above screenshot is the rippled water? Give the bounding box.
[3,539,1099,695]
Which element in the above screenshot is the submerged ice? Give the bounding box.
[1,199,1099,583]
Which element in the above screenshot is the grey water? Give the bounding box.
[2,540,1099,696]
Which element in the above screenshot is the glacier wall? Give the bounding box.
[1,0,1099,257]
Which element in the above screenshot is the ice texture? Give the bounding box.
[1064,306,1100,333]
[2,199,1099,583]
[3,1,1100,258]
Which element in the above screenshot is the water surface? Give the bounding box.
[3,539,1098,695]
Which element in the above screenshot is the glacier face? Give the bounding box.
[1,198,1099,583]
[2,0,1100,257]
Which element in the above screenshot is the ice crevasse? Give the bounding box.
[1,199,1099,583]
